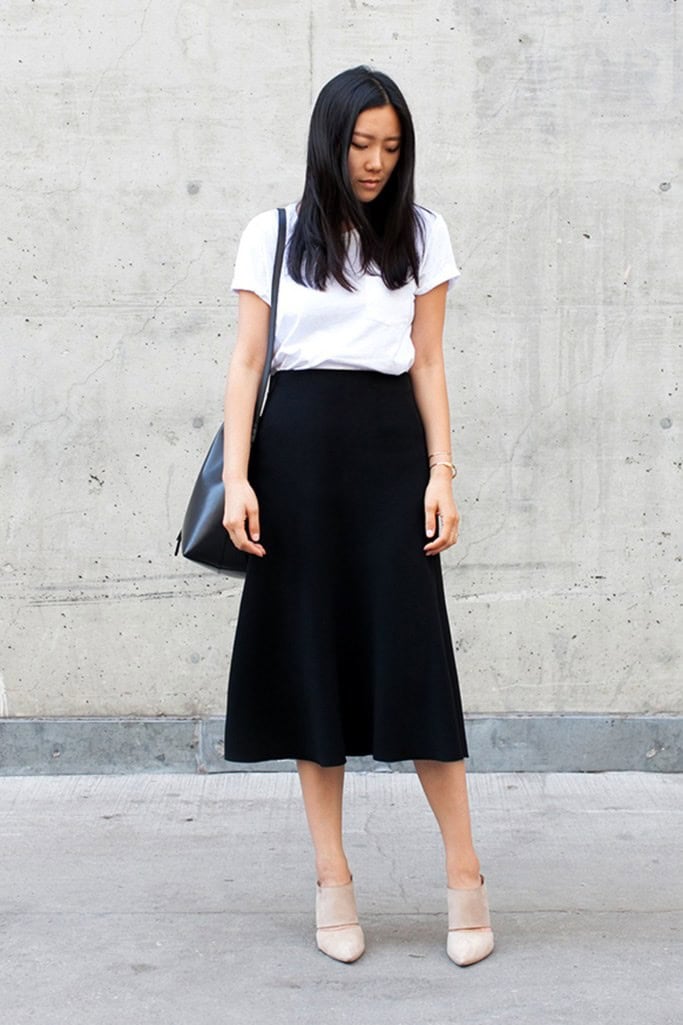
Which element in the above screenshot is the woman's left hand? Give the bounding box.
[423,466,460,555]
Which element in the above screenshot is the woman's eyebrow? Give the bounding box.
[352,130,402,141]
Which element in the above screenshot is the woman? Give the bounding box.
[221,66,494,967]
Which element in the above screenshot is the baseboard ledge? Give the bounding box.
[0,714,680,775]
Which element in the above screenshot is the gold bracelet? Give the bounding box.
[429,460,457,479]
[428,450,452,459]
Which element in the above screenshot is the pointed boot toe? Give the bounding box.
[316,922,365,963]
[315,877,365,964]
[446,873,495,967]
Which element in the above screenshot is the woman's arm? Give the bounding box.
[408,281,460,555]
[221,289,271,557]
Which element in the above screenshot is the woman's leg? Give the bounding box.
[413,758,484,892]
[297,759,365,962]
[296,760,352,886]
[415,758,494,964]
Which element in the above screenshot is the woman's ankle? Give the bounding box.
[446,855,482,890]
[316,857,352,887]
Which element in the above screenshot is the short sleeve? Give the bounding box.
[230,208,279,305]
[414,209,461,295]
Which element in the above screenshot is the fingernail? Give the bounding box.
[252,533,259,541]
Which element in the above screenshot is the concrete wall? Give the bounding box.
[1,1,681,726]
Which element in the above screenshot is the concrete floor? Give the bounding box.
[1,771,681,1025]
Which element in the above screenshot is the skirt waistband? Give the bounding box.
[269,368,412,394]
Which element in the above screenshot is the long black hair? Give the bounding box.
[287,65,424,292]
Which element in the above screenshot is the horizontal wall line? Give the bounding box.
[0,715,680,775]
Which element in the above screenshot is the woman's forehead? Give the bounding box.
[352,105,401,138]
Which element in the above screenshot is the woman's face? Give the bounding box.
[347,104,401,203]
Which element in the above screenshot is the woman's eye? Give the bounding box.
[351,143,400,153]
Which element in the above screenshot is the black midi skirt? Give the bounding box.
[223,368,469,766]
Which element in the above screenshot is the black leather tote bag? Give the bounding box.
[174,207,287,575]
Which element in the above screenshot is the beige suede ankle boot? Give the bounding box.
[446,873,495,966]
[315,876,365,963]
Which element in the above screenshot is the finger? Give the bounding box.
[234,536,267,557]
[437,516,458,545]
[241,540,267,557]
[424,539,446,555]
[424,525,459,555]
[225,519,266,557]
[425,506,438,538]
[424,514,461,553]
[246,504,260,543]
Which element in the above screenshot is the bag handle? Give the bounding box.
[251,206,287,442]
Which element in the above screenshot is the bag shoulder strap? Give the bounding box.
[251,206,287,441]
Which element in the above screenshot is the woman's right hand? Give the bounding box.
[222,478,266,558]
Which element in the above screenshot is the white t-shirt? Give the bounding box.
[230,201,460,375]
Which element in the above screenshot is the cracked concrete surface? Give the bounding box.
[1,771,681,1025]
